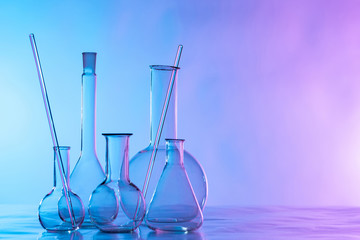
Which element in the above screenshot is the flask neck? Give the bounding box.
[81,73,97,156]
[165,139,185,166]
[103,134,132,182]
[54,146,71,189]
[150,65,178,147]
[80,52,97,156]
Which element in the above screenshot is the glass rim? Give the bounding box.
[166,138,185,142]
[150,65,180,70]
[53,146,70,150]
[102,133,133,136]
[82,52,97,55]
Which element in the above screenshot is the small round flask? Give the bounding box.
[89,134,146,232]
[129,65,208,209]
[146,139,203,232]
[39,146,85,231]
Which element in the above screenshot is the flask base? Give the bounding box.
[79,220,97,229]
[146,219,201,232]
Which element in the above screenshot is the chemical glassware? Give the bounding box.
[89,134,146,232]
[146,139,203,231]
[128,65,208,209]
[142,45,183,199]
[39,146,85,231]
[29,34,77,226]
[70,52,105,228]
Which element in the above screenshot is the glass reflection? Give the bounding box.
[92,230,141,240]
[38,230,83,240]
[146,231,204,240]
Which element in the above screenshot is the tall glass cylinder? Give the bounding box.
[89,134,146,232]
[128,65,208,209]
[39,146,85,231]
[70,52,105,228]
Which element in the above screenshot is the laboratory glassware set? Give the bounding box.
[30,34,208,233]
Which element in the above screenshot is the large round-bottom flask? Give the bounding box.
[129,65,208,209]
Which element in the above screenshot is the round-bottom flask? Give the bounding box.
[89,134,146,232]
[129,65,208,209]
[146,139,203,232]
[39,146,85,231]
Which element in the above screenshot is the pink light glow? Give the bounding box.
[2,0,360,206]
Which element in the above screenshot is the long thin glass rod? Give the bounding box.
[29,33,77,228]
[142,45,183,197]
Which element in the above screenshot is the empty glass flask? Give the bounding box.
[39,146,85,231]
[128,65,208,209]
[89,134,146,232]
[146,139,203,232]
[70,52,105,228]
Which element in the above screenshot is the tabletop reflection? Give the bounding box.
[38,230,83,240]
[92,231,141,240]
[146,231,204,240]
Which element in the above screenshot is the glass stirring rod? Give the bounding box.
[142,45,183,198]
[29,33,77,228]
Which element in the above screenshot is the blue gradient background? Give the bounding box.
[1,0,360,206]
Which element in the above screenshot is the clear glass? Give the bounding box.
[70,52,105,228]
[146,139,203,231]
[39,146,85,232]
[89,134,146,232]
[128,65,208,209]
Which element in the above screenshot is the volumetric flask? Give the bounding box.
[70,52,105,228]
[89,134,146,232]
[39,146,85,231]
[146,139,203,231]
[128,65,208,209]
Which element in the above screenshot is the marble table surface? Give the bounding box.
[1,205,360,239]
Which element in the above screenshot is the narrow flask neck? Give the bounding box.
[104,134,132,182]
[150,66,178,147]
[54,147,71,189]
[165,139,185,166]
[80,52,97,156]
[81,73,97,156]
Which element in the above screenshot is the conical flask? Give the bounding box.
[89,133,146,232]
[146,139,203,231]
[39,146,85,231]
[128,65,208,209]
[70,52,105,228]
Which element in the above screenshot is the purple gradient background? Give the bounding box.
[1,0,360,206]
